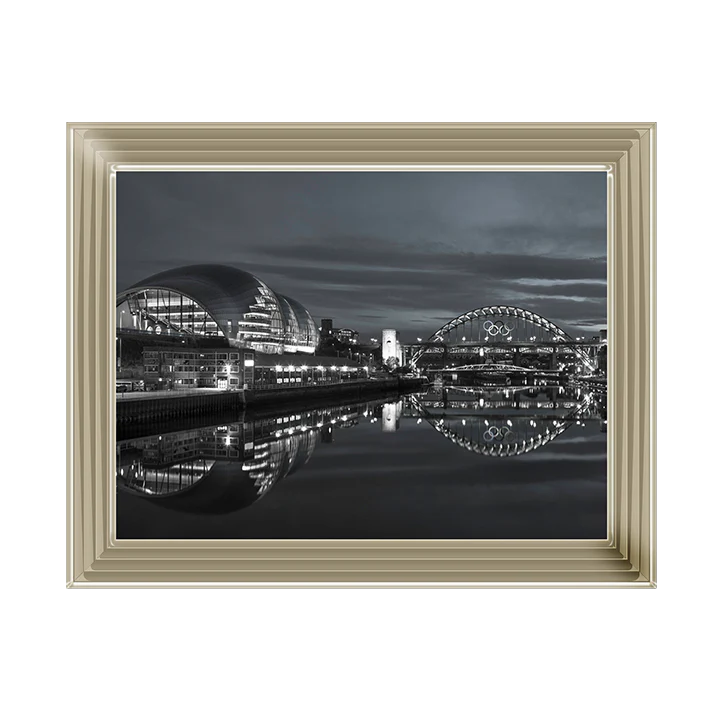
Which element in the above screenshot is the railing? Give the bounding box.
[116,388,229,400]
[117,377,374,397]
[251,377,369,391]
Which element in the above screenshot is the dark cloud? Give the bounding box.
[117,171,607,339]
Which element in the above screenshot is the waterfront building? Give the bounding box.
[142,347,368,391]
[117,264,319,355]
[382,328,402,367]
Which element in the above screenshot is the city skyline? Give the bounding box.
[117,171,606,340]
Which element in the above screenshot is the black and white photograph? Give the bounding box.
[115,171,608,540]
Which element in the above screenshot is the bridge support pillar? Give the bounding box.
[550,350,557,370]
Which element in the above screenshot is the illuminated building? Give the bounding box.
[319,320,358,345]
[382,328,400,366]
[142,347,368,391]
[116,264,319,355]
[331,327,359,345]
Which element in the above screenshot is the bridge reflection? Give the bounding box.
[117,384,606,513]
[410,305,605,375]
[407,384,606,457]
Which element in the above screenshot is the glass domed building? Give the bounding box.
[116,264,319,354]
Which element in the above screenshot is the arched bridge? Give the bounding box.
[410,305,598,373]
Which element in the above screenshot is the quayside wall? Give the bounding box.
[116,377,424,431]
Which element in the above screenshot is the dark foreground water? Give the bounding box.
[116,385,607,540]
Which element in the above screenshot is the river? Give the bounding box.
[116,384,607,539]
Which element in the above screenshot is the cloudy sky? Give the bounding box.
[117,171,607,341]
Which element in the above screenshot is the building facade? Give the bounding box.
[117,264,320,355]
[320,318,334,338]
[381,328,403,367]
[319,319,359,345]
[143,347,369,391]
[143,348,254,391]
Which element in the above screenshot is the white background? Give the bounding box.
[1,1,719,721]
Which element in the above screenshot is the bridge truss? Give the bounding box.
[410,391,597,458]
[410,305,596,372]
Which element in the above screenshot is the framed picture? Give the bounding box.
[67,123,655,587]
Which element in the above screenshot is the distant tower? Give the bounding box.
[382,329,399,365]
[321,319,333,338]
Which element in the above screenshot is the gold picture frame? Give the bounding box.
[67,123,655,588]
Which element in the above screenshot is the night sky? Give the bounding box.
[117,172,607,341]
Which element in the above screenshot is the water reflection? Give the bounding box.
[411,384,606,457]
[117,385,606,521]
[119,407,335,512]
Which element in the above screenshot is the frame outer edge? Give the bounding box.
[66,123,655,587]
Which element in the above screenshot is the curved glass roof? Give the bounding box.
[117,264,319,354]
[120,264,272,321]
[279,294,318,349]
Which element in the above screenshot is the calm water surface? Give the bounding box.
[116,385,607,539]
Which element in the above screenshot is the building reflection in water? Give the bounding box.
[117,385,606,514]
[117,400,367,514]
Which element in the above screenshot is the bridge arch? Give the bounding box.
[411,305,595,371]
[410,390,596,458]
